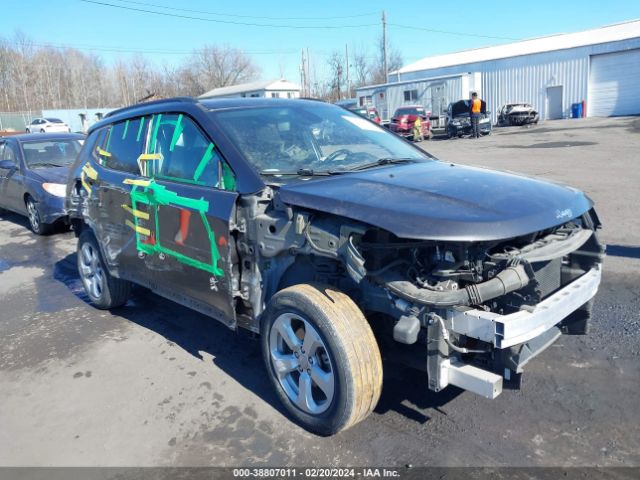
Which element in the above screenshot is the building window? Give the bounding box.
[404,90,418,102]
[359,95,373,106]
[250,93,260,97]
[270,92,279,98]
[287,92,292,99]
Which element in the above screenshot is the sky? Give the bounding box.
[1,0,639,88]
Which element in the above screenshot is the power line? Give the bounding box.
[1,39,300,56]
[388,23,520,41]
[109,0,379,21]
[79,0,379,29]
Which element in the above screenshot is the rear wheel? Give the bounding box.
[77,230,131,309]
[26,196,51,235]
[261,283,382,435]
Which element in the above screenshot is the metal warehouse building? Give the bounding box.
[360,20,640,124]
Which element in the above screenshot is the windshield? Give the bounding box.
[396,108,425,116]
[22,139,82,167]
[45,118,64,123]
[211,103,430,175]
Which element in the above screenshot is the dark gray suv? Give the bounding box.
[66,97,604,435]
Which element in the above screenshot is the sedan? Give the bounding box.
[0,133,84,234]
[26,117,71,134]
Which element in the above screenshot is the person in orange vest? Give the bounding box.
[469,92,486,139]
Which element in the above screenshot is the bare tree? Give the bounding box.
[181,45,261,96]
[370,35,403,85]
[326,50,345,103]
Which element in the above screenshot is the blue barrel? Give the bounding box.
[571,103,583,118]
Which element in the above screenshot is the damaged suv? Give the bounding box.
[66,98,604,435]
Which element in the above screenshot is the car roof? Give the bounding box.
[6,132,85,142]
[89,97,334,134]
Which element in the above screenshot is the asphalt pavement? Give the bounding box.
[0,116,638,467]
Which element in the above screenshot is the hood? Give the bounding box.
[450,100,470,118]
[278,161,593,241]
[29,166,71,184]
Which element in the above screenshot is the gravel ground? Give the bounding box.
[0,116,638,467]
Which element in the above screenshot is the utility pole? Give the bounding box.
[345,44,350,99]
[306,47,310,96]
[300,49,307,97]
[382,10,388,82]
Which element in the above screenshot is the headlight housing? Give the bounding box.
[42,183,66,197]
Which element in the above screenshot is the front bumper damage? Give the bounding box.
[429,265,602,399]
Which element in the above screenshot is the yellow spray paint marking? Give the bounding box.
[82,163,98,180]
[80,171,92,195]
[125,219,150,236]
[137,153,163,161]
[121,204,149,220]
[123,178,151,187]
[96,147,111,157]
[137,152,164,177]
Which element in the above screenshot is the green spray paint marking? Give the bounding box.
[136,117,146,142]
[128,180,223,276]
[122,120,130,140]
[149,113,162,153]
[169,114,184,152]
[221,162,236,191]
[193,143,214,182]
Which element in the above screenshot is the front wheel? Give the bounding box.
[261,284,383,435]
[26,196,51,235]
[77,230,131,309]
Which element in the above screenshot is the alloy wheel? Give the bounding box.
[269,313,335,415]
[26,199,40,233]
[78,242,105,301]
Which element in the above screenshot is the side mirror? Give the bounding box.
[0,159,15,169]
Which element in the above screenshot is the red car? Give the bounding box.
[349,106,381,124]
[389,105,431,140]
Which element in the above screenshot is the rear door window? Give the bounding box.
[99,118,146,174]
[144,113,235,191]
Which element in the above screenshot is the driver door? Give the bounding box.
[126,113,239,326]
[0,141,24,213]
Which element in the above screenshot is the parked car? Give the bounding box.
[0,133,84,234]
[446,100,492,138]
[389,105,431,140]
[26,117,71,134]
[66,98,603,435]
[349,106,381,124]
[497,103,540,126]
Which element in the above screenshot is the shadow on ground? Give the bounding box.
[52,253,455,428]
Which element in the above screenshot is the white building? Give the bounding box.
[357,20,640,123]
[199,79,301,100]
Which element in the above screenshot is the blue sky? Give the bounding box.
[1,0,639,86]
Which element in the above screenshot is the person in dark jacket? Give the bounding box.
[469,92,487,139]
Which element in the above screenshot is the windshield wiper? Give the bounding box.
[30,162,66,168]
[344,157,417,172]
[260,168,338,177]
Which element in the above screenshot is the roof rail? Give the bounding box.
[105,97,199,118]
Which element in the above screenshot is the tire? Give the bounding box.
[77,230,131,309]
[261,283,382,435]
[39,129,45,133]
[25,196,52,235]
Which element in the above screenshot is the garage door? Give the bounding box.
[589,49,640,117]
